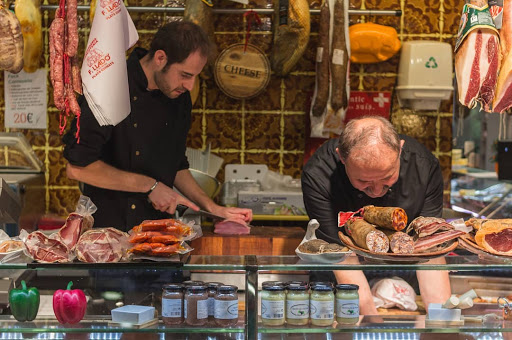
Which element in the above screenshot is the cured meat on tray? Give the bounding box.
[469,219,512,255]
[345,218,389,253]
[363,205,407,231]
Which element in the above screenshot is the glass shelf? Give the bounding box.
[258,315,512,334]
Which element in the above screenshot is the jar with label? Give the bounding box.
[285,284,309,326]
[214,285,239,327]
[262,281,285,288]
[162,283,184,325]
[260,285,285,326]
[183,280,205,287]
[184,285,208,326]
[309,281,334,289]
[207,282,223,324]
[310,284,334,326]
[336,284,359,325]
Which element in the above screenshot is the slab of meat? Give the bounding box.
[14,0,42,73]
[56,212,93,249]
[25,231,71,263]
[362,205,407,231]
[473,220,512,255]
[270,0,310,76]
[0,0,24,74]
[465,218,512,230]
[214,218,251,235]
[414,230,466,253]
[75,228,129,263]
[455,27,500,111]
[345,218,389,253]
[408,216,454,237]
[493,0,512,113]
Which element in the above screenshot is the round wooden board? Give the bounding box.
[214,43,271,100]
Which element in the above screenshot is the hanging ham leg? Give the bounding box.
[493,0,512,113]
[455,28,500,111]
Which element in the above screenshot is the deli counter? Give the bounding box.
[0,255,509,339]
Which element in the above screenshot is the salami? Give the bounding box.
[363,205,407,231]
[49,17,65,111]
[65,0,78,57]
[345,218,389,253]
[71,56,82,94]
[330,0,349,112]
[382,230,414,254]
[311,0,330,117]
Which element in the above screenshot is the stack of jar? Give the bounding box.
[260,281,359,327]
[162,281,239,327]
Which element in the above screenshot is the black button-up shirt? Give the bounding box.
[301,135,444,244]
[63,48,192,231]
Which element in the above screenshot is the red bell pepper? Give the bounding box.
[53,281,87,324]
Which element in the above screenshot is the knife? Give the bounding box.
[177,204,226,221]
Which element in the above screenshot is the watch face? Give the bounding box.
[214,43,271,100]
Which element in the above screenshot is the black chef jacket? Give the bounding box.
[63,48,192,231]
[301,135,444,245]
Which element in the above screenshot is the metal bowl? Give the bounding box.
[189,168,221,199]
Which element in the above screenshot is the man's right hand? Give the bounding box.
[148,182,199,214]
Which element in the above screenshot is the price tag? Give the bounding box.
[4,69,47,129]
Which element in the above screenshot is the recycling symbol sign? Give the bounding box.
[425,57,438,68]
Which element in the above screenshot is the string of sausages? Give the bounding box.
[49,0,82,142]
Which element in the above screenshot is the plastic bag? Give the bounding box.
[371,277,417,311]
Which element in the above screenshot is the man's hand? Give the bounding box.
[210,205,253,223]
[148,182,199,214]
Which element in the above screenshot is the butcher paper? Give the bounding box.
[81,0,139,126]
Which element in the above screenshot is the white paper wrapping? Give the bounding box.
[81,0,139,126]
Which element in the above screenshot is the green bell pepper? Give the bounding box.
[9,280,40,322]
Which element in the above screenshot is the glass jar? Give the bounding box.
[214,285,239,327]
[285,284,309,326]
[183,280,205,287]
[309,281,334,289]
[260,285,285,326]
[336,284,359,325]
[262,281,285,288]
[162,283,184,325]
[310,284,334,326]
[207,282,223,323]
[184,285,208,326]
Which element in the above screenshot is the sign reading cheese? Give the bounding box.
[214,43,271,100]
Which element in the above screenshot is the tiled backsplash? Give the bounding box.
[0,0,458,217]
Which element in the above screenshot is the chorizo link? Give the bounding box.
[312,0,330,117]
[65,0,79,57]
[71,56,83,94]
[363,205,407,231]
[49,17,65,111]
[345,218,389,253]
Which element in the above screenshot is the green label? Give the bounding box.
[455,3,498,52]
[425,57,438,68]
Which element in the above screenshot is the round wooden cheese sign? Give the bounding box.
[214,43,271,100]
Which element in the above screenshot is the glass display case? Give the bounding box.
[0,255,510,339]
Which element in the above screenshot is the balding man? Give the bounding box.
[301,115,450,314]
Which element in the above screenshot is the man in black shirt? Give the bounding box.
[302,116,450,314]
[63,21,252,231]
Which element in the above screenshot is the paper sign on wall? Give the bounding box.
[344,91,391,123]
[4,69,47,129]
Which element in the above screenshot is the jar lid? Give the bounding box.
[286,281,307,287]
[207,282,223,289]
[262,285,285,291]
[287,284,308,291]
[312,284,333,291]
[183,280,205,286]
[262,281,285,287]
[217,285,238,293]
[186,284,207,292]
[309,281,333,288]
[163,283,183,291]
[336,284,359,291]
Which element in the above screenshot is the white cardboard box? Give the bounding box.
[237,191,306,215]
[111,305,155,324]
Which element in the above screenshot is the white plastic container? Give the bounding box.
[111,305,155,324]
[396,41,453,111]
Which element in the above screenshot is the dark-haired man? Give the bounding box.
[302,116,451,314]
[63,20,252,231]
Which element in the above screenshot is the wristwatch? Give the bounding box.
[146,180,159,196]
